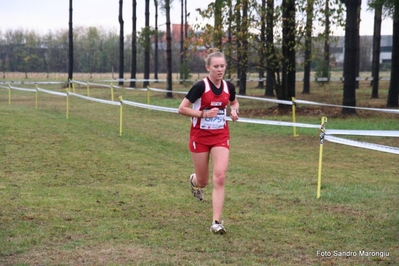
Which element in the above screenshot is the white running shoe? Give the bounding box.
[210,220,226,234]
[190,174,203,201]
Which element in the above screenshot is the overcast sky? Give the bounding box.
[0,0,393,36]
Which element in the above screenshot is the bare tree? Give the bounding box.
[324,0,331,71]
[154,0,159,82]
[165,0,173,98]
[235,0,242,88]
[68,0,73,82]
[214,0,224,48]
[130,0,137,88]
[302,0,314,94]
[143,0,150,88]
[238,0,249,95]
[119,0,124,86]
[227,0,233,80]
[341,0,361,114]
[371,2,382,98]
[257,0,266,89]
[280,0,296,102]
[184,0,188,80]
[387,1,399,107]
[265,0,275,97]
[179,0,184,83]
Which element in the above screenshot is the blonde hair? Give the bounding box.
[204,48,226,66]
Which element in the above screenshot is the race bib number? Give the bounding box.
[200,109,226,130]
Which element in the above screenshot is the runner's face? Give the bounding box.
[207,57,226,81]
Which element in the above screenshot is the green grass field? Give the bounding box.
[0,79,398,265]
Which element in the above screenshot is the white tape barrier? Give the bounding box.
[37,87,67,97]
[236,117,320,128]
[237,95,293,105]
[4,84,399,155]
[69,80,398,114]
[295,99,399,114]
[83,82,112,88]
[0,81,64,85]
[71,80,146,91]
[325,135,399,155]
[121,99,178,113]
[9,85,36,92]
[4,84,395,134]
[121,96,319,128]
[100,78,168,83]
[148,87,187,95]
[147,87,398,114]
[68,92,121,106]
[121,98,320,129]
[72,80,88,86]
[71,80,123,89]
[0,85,9,90]
[326,129,399,137]
[147,87,293,105]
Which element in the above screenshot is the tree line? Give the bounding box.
[189,0,398,111]
[1,0,399,111]
[0,27,206,76]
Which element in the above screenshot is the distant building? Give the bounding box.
[379,35,393,63]
[329,35,392,66]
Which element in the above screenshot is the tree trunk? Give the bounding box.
[184,0,188,80]
[68,0,73,82]
[257,0,266,89]
[324,0,330,69]
[214,0,223,48]
[387,3,399,107]
[355,4,360,89]
[165,0,173,98]
[235,0,241,88]
[118,0,124,86]
[239,0,249,95]
[179,0,184,84]
[302,0,314,94]
[280,0,296,103]
[227,0,233,80]
[371,4,382,98]
[265,0,275,97]
[130,0,137,88]
[143,0,150,88]
[154,0,159,82]
[341,0,361,114]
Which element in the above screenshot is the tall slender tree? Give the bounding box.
[238,0,249,95]
[280,0,296,102]
[214,0,224,48]
[227,0,233,80]
[371,1,382,98]
[179,0,184,83]
[184,0,188,80]
[118,0,124,86]
[324,0,331,72]
[154,0,159,82]
[341,0,361,114]
[235,0,242,88]
[143,0,150,88]
[302,0,314,94]
[265,0,275,97]
[68,0,73,82]
[387,1,399,107]
[355,2,361,89]
[130,0,137,88]
[257,0,266,89]
[165,0,173,98]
